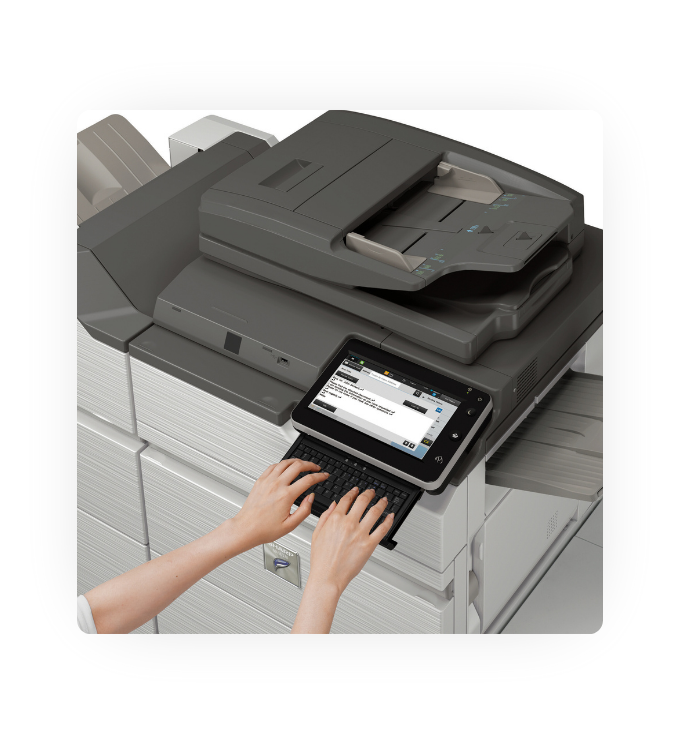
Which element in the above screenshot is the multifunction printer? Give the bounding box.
[77,112,602,633]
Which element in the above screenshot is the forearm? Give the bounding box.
[86,517,255,634]
[291,577,342,634]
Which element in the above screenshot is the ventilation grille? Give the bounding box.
[516,358,538,403]
[547,510,559,539]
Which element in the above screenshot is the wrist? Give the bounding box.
[214,515,260,558]
[305,571,344,605]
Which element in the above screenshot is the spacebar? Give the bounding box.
[310,494,332,518]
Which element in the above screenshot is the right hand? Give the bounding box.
[308,487,394,596]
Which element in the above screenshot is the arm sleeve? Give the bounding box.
[77,594,98,634]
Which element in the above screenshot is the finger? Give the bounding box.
[289,471,328,498]
[348,488,375,521]
[284,493,315,530]
[336,487,359,515]
[315,500,337,532]
[370,512,395,544]
[270,458,298,477]
[278,459,320,483]
[361,496,387,530]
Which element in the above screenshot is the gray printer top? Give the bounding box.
[76,111,602,487]
[199,111,584,292]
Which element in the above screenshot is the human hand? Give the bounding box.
[232,459,329,549]
[307,487,394,597]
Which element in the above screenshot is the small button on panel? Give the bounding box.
[450,430,462,442]
[466,408,477,417]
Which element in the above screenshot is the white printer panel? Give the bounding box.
[77,409,148,543]
[142,450,454,633]
[472,488,578,632]
[153,563,288,634]
[77,509,156,634]
[130,357,294,482]
[77,321,137,434]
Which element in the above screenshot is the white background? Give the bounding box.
[76,109,604,229]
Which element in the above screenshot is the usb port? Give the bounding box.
[277,357,289,368]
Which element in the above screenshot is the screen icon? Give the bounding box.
[436,407,442,413]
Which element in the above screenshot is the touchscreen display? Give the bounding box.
[309,353,462,459]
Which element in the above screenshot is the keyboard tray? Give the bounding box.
[281,435,423,550]
[486,372,603,501]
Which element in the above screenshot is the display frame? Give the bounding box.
[291,339,493,489]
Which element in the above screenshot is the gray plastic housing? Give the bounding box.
[154,256,391,390]
[199,111,583,292]
[129,325,301,426]
[207,231,576,364]
[76,111,601,486]
[78,132,270,319]
[136,227,601,483]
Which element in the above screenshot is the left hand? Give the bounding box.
[233,459,328,548]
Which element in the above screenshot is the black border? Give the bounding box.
[292,340,492,484]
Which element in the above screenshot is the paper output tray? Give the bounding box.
[486,372,602,501]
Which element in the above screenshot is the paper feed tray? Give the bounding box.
[486,372,602,501]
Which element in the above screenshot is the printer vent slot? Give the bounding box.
[547,510,559,539]
[516,358,538,404]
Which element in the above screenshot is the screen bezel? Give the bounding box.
[291,340,492,484]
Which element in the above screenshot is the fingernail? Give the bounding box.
[308,493,315,503]
[389,512,395,519]
[381,496,387,502]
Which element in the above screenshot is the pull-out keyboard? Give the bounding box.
[281,435,423,550]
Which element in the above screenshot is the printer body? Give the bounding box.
[77,111,602,633]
